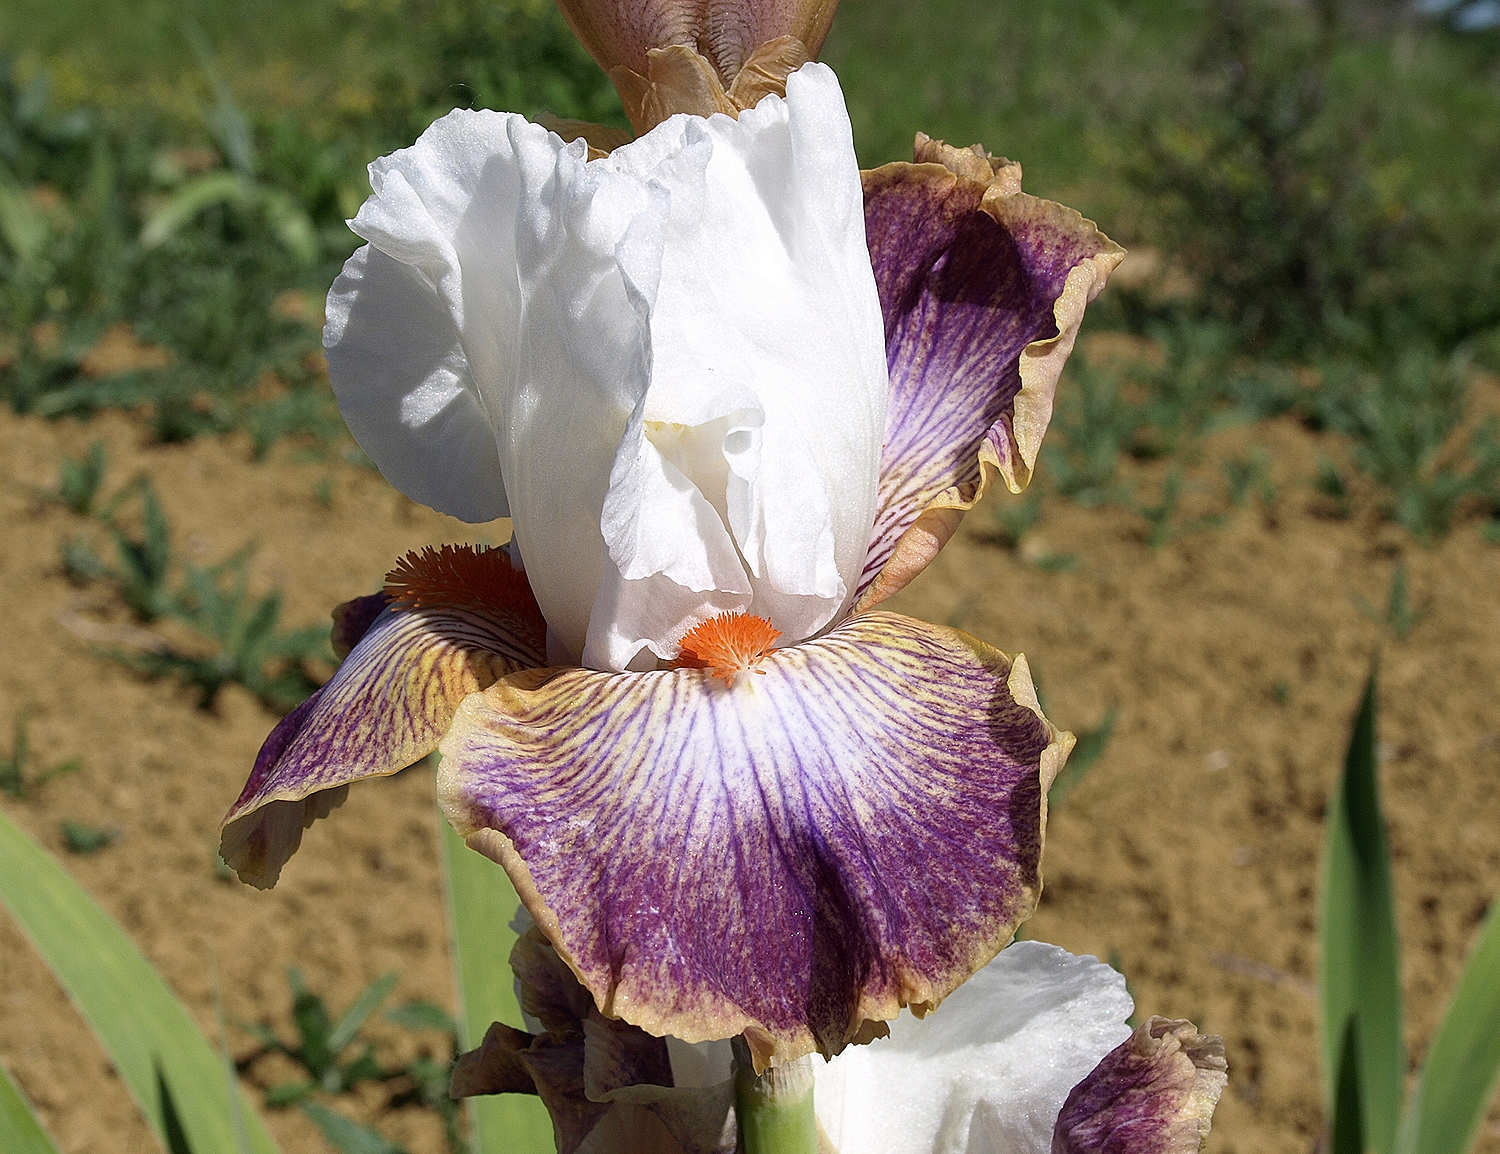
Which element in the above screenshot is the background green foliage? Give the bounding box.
[4,0,1499,545]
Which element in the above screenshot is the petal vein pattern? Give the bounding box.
[855,140,1122,609]
[438,611,1063,1068]
[221,546,546,888]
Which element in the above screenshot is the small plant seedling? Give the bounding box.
[52,441,108,515]
[61,820,119,854]
[987,489,1042,550]
[1041,358,1141,506]
[80,484,329,711]
[241,969,398,1105]
[0,714,81,799]
[239,973,471,1154]
[1031,551,1080,573]
[61,534,111,584]
[1484,518,1500,545]
[1131,469,1224,548]
[382,1001,468,1154]
[1312,354,1500,543]
[1356,560,1428,642]
[142,549,330,711]
[1315,454,1354,520]
[1048,707,1119,807]
[1273,680,1291,704]
[1223,446,1278,513]
[100,479,176,622]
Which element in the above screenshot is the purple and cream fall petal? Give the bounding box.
[1051,1017,1227,1154]
[856,135,1123,607]
[221,546,546,888]
[330,591,391,661]
[438,611,1068,1069]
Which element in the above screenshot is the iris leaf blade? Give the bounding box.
[438,803,552,1154]
[0,1062,62,1154]
[0,805,280,1154]
[1319,671,1404,1154]
[1397,900,1500,1154]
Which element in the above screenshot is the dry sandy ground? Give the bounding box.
[0,381,1497,1154]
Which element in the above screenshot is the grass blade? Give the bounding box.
[1048,706,1118,807]
[327,972,398,1055]
[1397,900,1500,1154]
[1319,671,1404,1154]
[298,1102,404,1154]
[0,1063,62,1154]
[438,802,552,1154]
[0,806,280,1154]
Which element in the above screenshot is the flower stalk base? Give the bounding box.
[733,1036,818,1154]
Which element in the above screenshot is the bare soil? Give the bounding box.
[1,369,1498,1154]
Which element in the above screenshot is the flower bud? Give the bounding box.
[552,0,841,133]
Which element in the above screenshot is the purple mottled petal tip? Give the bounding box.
[1051,1016,1228,1154]
[438,611,1068,1069]
[221,546,546,888]
[856,137,1122,610]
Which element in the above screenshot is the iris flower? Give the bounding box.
[221,33,1124,1078]
[451,921,1227,1154]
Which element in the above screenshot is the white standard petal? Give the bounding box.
[583,61,889,669]
[813,942,1135,1154]
[329,109,663,658]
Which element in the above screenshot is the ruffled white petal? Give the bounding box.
[813,942,1134,1154]
[586,62,887,668]
[327,64,886,669]
[325,244,506,523]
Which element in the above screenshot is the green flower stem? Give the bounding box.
[733,1036,818,1154]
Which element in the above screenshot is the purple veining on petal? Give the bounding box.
[331,591,391,661]
[1051,1016,1229,1154]
[857,154,1120,601]
[221,547,547,888]
[438,612,1061,1068]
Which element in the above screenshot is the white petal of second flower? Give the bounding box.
[814,942,1134,1154]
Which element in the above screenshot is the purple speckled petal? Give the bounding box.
[221,546,546,888]
[855,136,1123,610]
[1051,1017,1228,1154]
[438,611,1072,1070]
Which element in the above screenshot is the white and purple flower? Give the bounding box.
[221,47,1128,1076]
[452,923,1227,1154]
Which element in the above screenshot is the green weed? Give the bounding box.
[0,713,80,799]
[142,549,328,712]
[1311,353,1500,542]
[1048,707,1119,807]
[1130,468,1224,548]
[61,819,118,854]
[985,489,1042,550]
[57,471,330,711]
[51,440,108,514]
[1314,454,1355,520]
[1223,445,1278,512]
[1356,560,1428,642]
[1040,358,1141,506]
[240,972,467,1154]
